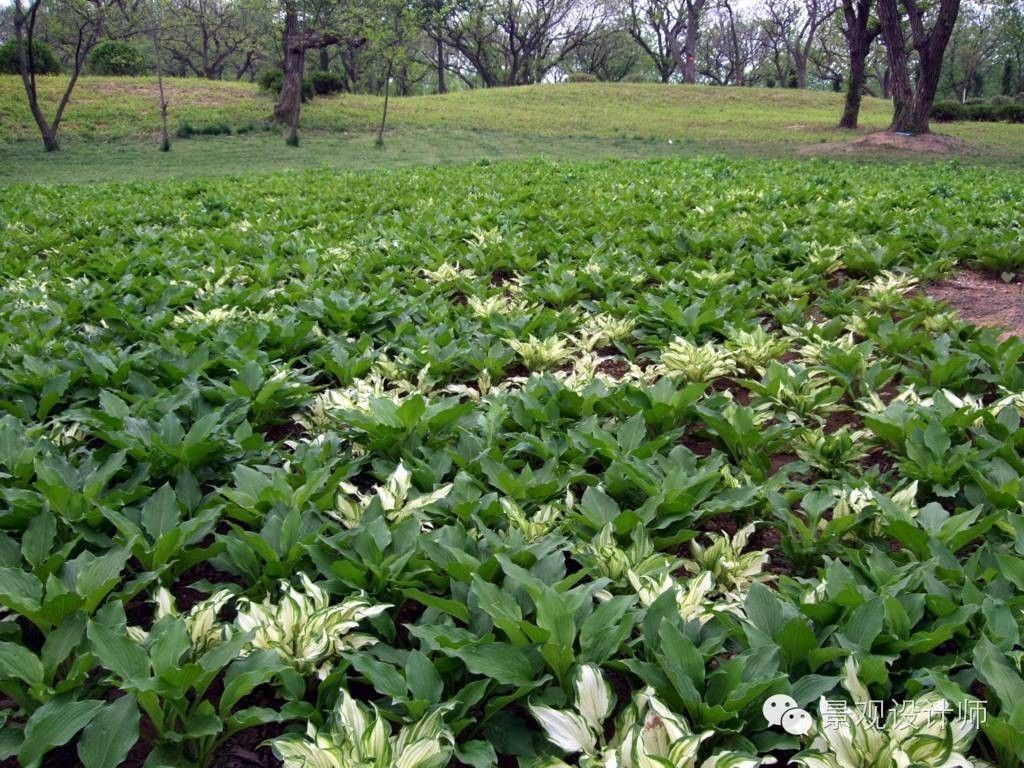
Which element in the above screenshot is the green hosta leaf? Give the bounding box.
[18,697,104,768]
[87,620,150,681]
[78,695,140,768]
[0,641,44,687]
[451,643,537,687]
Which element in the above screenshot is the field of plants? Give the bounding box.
[2,155,1024,768]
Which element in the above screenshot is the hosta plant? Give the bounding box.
[683,524,773,603]
[235,574,389,678]
[660,337,736,382]
[331,463,453,530]
[271,689,454,768]
[791,659,988,768]
[508,334,574,371]
[531,665,772,768]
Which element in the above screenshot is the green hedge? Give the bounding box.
[932,100,1024,123]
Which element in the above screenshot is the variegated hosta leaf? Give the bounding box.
[273,690,453,768]
[576,664,615,732]
[330,462,453,529]
[236,574,390,676]
[127,586,233,653]
[531,705,599,755]
[659,337,736,382]
[792,660,982,768]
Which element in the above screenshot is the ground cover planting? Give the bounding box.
[2,155,1024,768]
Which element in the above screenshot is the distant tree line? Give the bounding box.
[2,0,1022,147]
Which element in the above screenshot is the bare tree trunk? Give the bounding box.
[682,17,699,83]
[840,47,866,127]
[436,37,446,93]
[878,0,960,133]
[839,0,877,128]
[377,59,392,147]
[151,2,171,151]
[275,2,305,132]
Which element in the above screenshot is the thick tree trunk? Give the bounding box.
[840,48,866,127]
[839,0,876,129]
[682,20,699,83]
[878,0,961,134]
[275,4,304,128]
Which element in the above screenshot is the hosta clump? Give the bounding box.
[272,690,453,768]
[576,524,673,582]
[794,426,870,472]
[727,325,792,373]
[127,586,234,653]
[660,337,736,382]
[683,523,773,602]
[531,665,772,767]
[792,659,987,768]
[508,334,573,371]
[235,574,389,678]
[331,462,452,529]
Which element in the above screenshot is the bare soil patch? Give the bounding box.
[799,131,971,157]
[926,269,1024,340]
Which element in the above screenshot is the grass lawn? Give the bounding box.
[2,76,1023,184]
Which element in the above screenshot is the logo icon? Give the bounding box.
[762,694,813,736]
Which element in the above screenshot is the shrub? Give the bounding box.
[309,70,344,95]
[258,67,284,93]
[257,68,314,101]
[177,120,232,138]
[990,94,1014,106]
[931,100,1024,123]
[567,71,598,83]
[88,40,146,76]
[0,39,61,75]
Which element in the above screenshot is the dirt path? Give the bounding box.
[926,269,1024,340]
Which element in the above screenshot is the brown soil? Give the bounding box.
[595,357,630,378]
[490,268,516,286]
[799,131,971,157]
[926,269,1024,340]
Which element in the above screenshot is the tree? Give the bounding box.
[619,0,711,83]
[161,0,267,79]
[761,0,837,88]
[837,0,879,127]
[274,0,365,144]
[877,0,961,133]
[13,0,111,151]
[444,0,598,87]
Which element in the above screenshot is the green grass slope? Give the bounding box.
[2,76,1023,183]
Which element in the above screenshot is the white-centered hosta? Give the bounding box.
[726,326,791,374]
[421,262,473,283]
[862,271,919,309]
[660,338,736,382]
[531,666,773,768]
[331,462,453,530]
[502,495,568,541]
[235,574,389,679]
[577,524,673,583]
[684,524,773,602]
[126,586,233,654]
[791,659,990,768]
[581,314,636,350]
[508,334,574,371]
[272,690,453,768]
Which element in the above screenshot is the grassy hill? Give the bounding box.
[2,75,1023,182]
